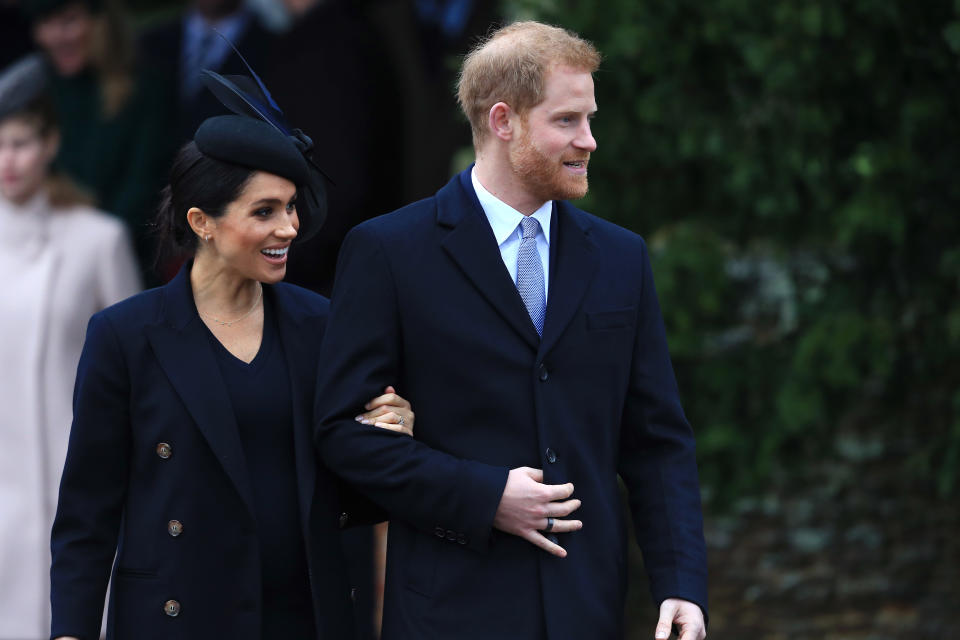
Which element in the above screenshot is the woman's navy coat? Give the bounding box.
[50,266,363,640]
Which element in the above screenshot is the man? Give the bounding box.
[139,0,273,143]
[315,21,707,640]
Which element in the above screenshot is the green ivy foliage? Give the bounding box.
[508,0,960,503]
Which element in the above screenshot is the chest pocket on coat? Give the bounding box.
[586,307,636,331]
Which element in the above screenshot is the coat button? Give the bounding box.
[156,442,172,459]
[538,364,549,382]
[350,587,358,603]
[338,512,349,529]
[164,599,180,617]
[167,520,183,537]
[445,529,457,542]
[545,448,557,464]
[457,533,468,545]
[434,526,445,539]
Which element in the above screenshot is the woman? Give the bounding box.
[26,0,173,280]
[49,71,412,639]
[0,54,140,640]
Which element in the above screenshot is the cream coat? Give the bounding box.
[0,191,140,640]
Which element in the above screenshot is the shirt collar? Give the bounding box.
[471,167,552,247]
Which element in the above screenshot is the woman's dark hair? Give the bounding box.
[153,141,255,264]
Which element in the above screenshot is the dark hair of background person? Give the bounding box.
[152,140,253,264]
[3,92,95,208]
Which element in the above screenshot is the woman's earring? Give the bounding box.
[204,234,211,242]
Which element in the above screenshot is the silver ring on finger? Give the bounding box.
[397,415,405,426]
[544,517,554,532]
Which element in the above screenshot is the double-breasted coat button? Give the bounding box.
[164,599,181,617]
[338,512,349,529]
[434,526,445,539]
[545,448,557,464]
[156,442,172,459]
[457,533,468,545]
[445,529,457,542]
[538,364,549,382]
[167,520,183,537]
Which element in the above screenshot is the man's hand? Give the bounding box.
[655,598,705,640]
[492,466,582,557]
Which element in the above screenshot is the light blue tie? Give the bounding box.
[517,217,546,336]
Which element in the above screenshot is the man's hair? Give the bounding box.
[457,21,600,149]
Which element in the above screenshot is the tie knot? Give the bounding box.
[520,216,540,240]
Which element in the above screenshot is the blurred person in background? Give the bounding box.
[363,0,498,204]
[25,0,174,283]
[263,0,403,296]
[0,54,140,640]
[139,0,272,145]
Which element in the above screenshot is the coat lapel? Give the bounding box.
[270,285,319,530]
[143,265,257,516]
[438,170,540,350]
[538,201,599,358]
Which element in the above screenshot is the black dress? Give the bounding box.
[207,296,316,638]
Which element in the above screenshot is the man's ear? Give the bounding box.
[488,102,518,142]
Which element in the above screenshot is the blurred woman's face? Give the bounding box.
[0,117,57,205]
[33,3,95,76]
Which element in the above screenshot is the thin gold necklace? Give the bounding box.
[198,283,263,327]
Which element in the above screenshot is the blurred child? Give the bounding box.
[0,54,139,640]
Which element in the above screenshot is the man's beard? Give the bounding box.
[509,130,590,203]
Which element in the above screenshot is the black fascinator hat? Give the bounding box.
[195,46,329,242]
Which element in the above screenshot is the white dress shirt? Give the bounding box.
[471,167,551,303]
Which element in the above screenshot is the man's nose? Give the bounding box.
[575,121,597,152]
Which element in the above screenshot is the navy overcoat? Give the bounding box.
[314,168,709,639]
[50,266,364,640]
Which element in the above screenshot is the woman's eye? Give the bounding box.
[254,207,272,217]
[286,201,297,212]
